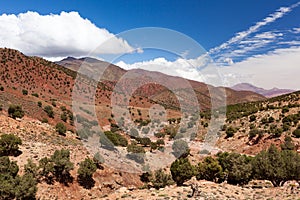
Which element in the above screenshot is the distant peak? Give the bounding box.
[61,56,77,61]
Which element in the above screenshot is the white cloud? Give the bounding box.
[117,45,300,90]
[115,55,212,83]
[254,31,283,39]
[0,11,135,59]
[219,46,300,90]
[209,2,300,55]
[292,27,300,33]
[278,41,300,45]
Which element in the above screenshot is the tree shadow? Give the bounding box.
[78,175,95,189]
[57,172,74,186]
[0,149,22,157]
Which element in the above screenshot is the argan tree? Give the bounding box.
[170,157,194,186]
[77,158,97,189]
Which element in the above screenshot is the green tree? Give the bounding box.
[252,145,285,186]
[281,150,300,183]
[103,131,128,147]
[38,157,54,183]
[55,122,66,136]
[8,104,25,119]
[196,156,222,183]
[217,152,253,185]
[170,157,194,186]
[0,156,19,199]
[0,156,19,177]
[0,174,16,199]
[37,101,42,107]
[24,159,39,179]
[77,158,97,189]
[15,173,37,200]
[249,115,256,122]
[150,169,174,189]
[0,134,22,156]
[51,149,74,184]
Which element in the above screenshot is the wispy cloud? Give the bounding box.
[292,27,300,33]
[209,1,300,56]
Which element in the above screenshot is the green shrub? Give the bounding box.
[31,93,39,97]
[41,118,48,123]
[22,89,28,95]
[8,104,24,119]
[37,101,42,107]
[150,169,174,189]
[225,126,236,138]
[44,105,54,118]
[127,143,145,154]
[292,128,300,138]
[55,122,66,136]
[136,137,151,147]
[281,136,295,150]
[60,113,67,122]
[103,131,128,147]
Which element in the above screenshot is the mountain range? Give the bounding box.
[231,83,294,98]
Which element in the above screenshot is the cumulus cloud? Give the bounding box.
[0,11,136,59]
[114,53,229,87]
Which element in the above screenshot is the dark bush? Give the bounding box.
[55,122,66,136]
[44,105,54,118]
[8,104,24,119]
[0,134,22,156]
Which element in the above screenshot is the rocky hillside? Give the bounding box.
[1,48,300,200]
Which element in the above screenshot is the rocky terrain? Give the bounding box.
[1,48,300,200]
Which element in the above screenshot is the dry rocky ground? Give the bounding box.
[106,180,300,200]
[1,112,300,200]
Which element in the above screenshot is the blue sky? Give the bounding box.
[0,0,300,89]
